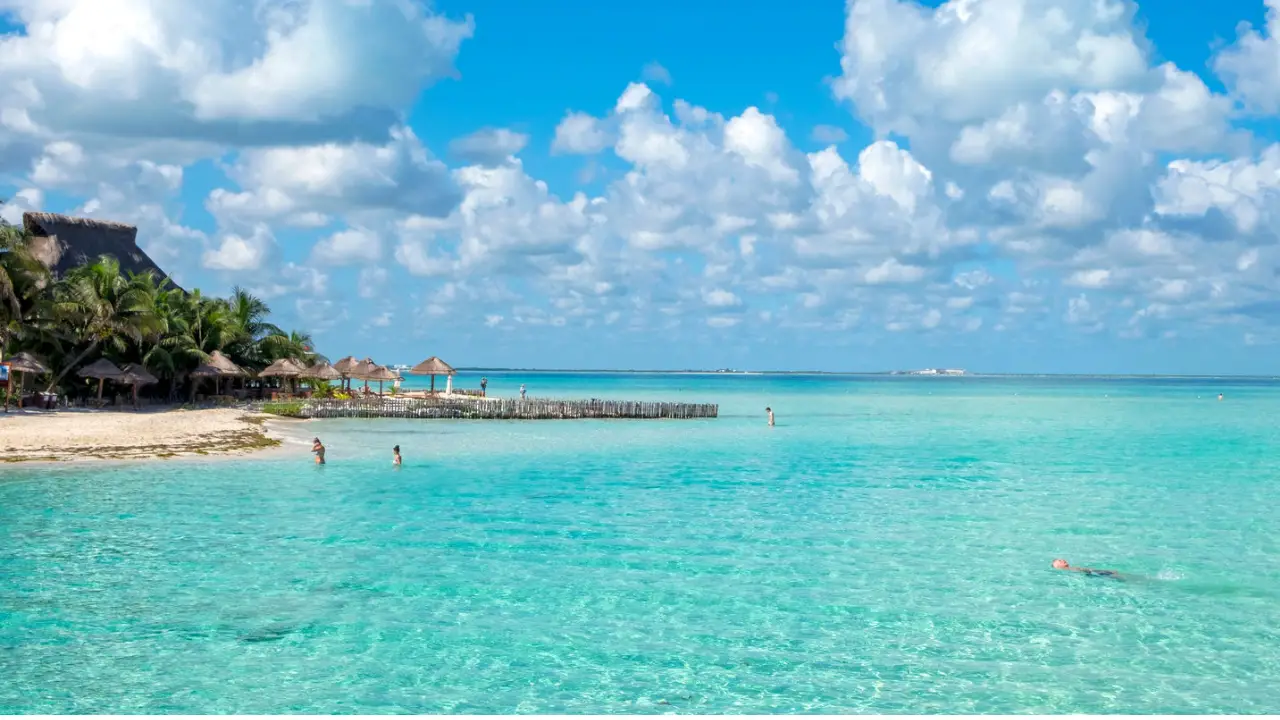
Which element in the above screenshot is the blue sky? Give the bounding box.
[3,0,1280,374]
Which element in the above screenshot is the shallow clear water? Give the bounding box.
[3,374,1280,713]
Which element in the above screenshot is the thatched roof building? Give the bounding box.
[23,212,174,283]
[5,351,48,375]
[259,358,307,377]
[205,350,246,376]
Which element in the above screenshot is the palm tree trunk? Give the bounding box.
[46,340,100,393]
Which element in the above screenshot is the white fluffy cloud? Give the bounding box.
[0,0,471,286]
[311,227,382,266]
[384,81,980,333]
[1213,0,1280,114]
[0,0,472,147]
[552,112,612,155]
[203,224,274,272]
[208,127,457,228]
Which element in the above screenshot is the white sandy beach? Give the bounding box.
[0,407,285,463]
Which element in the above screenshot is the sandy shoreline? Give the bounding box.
[0,407,295,463]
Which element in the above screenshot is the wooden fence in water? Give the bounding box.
[259,396,718,420]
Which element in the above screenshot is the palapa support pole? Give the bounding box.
[96,378,105,405]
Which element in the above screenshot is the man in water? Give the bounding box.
[393,445,402,466]
[1052,558,1120,579]
[312,437,326,465]
[480,377,488,397]
[766,407,775,426]
[519,384,526,399]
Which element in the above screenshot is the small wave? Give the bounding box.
[1155,569,1184,581]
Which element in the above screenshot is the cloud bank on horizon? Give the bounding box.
[2,0,1280,373]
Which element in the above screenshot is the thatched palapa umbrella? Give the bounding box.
[348,357,380,394]
[117,363,158,410]
[364,365,400,396]
[301,360,343,380]
[207,351,245,391]
[409,356,455,393]
[301,360,342,396]
[259,358,306,394]
[333,356,360,391]
[202,350,247,396]
[4,352,49,411]
[188,363,223,402]
[77,358,124,404]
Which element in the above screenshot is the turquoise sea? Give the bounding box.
[3,373,1280,713]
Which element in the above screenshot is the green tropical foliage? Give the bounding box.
[0,223,317,400]
[0,221,51,359]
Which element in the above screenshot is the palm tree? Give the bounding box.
[260,329,320,364]
[164,290,236,368]
[130,275,186,380]
[44,257,161,391]
[224,286,281,368]
[0,222,50,359]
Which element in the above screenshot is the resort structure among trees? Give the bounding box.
[1,211,319,406]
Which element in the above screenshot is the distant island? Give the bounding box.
[890,368,967,376]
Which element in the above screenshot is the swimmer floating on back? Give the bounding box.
[1053,558,1121,579]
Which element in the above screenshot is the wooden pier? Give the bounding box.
[259,396,718,420]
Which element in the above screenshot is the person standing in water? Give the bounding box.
[312,437,326,465]
[480,377,488,397]
[766,407,775,426]
[519,384,527,400]
[393,445,402,466]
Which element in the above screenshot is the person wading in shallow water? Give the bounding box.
[393,445,402,466]
[480,377,488,397]
[766,407,775,426]
[312,437,326,465]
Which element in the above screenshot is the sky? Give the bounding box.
[2,0,1280,374]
